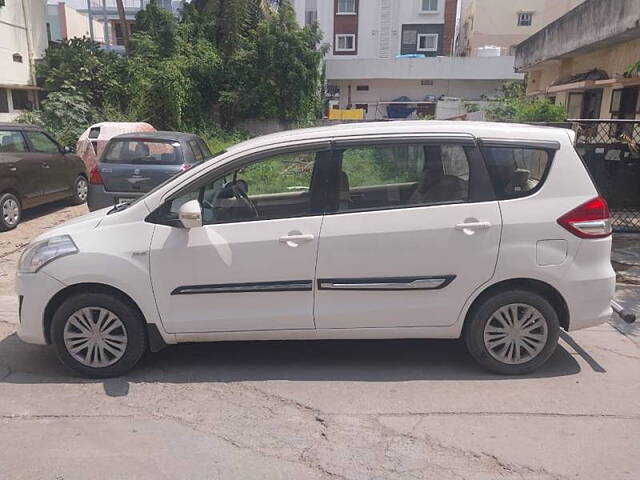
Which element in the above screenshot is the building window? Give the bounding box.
[326,85,340,96]
[336,0,356,14]
[567,89,602,119]
[0,89,9,113]
[11,90,31,110]
[12,53,23,63]
[517,12,533,26]
[421,79,434,86]
[355,103,369,113]
[356,85,369,91]
[335,34,356,52]
[421,0,438,13]
[610,87,640,119]
[305,10,318,25]
[417,34,438,52]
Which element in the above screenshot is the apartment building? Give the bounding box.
[46,1,105,43]
[515,0,640,121]
[0,0,48,121]
[46,0,178,49]
[456,0,584,57]
[293,0,522,120]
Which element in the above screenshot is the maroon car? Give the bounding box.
[0,123,87,231]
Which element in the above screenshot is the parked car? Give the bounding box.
[16,122,616,377]
[76,122,155,173]
[0,123,87,231]
[87,131,211,211]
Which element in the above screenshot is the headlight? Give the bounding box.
[18,235,78,273]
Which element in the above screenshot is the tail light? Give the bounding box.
[89,165,103,185]
[557,196,611,238]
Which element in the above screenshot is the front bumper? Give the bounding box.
[87,184,144,212]
[15,271,66,345]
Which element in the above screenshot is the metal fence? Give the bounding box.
[542,120,640,232]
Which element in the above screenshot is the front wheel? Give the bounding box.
[71,175,88,205]
[50,292,147,377]
[464,290,560,375]
[0,192,21,231]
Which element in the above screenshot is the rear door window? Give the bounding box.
[103,140,181,165]
[481,146,552,199]
[336,143,471,212]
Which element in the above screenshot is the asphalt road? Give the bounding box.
[0,203,638,480]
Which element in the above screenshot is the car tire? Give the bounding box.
[0,192,21,231]
[50,292,147,378]
[71,175,88,205]
[464,289,560,375]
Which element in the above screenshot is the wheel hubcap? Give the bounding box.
[77,179,88,201]
[483,303,548,365]
[2,198,19,225]
[63,307,128,368]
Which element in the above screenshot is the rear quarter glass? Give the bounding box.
[480,146,555,200]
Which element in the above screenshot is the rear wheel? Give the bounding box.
[50,292,147,378]
[464,290,560,375]
[71,175,88,205]
[0,193,21,231]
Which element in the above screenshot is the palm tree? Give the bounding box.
[115,0,129,47]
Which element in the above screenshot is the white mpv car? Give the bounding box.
[16,122,615,377]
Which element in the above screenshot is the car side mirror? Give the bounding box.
[61,145,73,154]
[178,200,203,229]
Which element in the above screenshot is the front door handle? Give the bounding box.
[455,221,491,231]
[41,163,50,169]
[279,233,314,247]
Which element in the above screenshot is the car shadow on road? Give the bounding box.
[0,331,599,392]
[19,200,76,223]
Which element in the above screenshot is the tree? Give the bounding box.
[36,37,129,110]
[225,1,324,122]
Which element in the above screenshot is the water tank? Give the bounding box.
[476,45,502,57]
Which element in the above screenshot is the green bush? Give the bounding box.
[486,80,567,123]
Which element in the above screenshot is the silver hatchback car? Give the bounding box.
[87,131,211,211]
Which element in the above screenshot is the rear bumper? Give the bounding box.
[87,185,143,212]
[563,239,616,331]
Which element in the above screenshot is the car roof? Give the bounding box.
[224,121,574,154]
[110,131,202,142]
[0,123,45,131]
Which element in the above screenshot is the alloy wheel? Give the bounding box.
[63,307,128,368]
[483,303,549,365]
[76,178,88,202]
[2,198,19,226]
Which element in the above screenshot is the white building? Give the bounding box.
[456,0,584,57]
[293,0,523,120]
[0,0,48,121]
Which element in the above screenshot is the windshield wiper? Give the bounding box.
[107,202,132,215]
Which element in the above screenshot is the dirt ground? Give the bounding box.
[0,201,88,295]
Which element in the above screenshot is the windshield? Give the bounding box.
[103,139,182,165]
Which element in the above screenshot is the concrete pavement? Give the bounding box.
[0,291,639,480]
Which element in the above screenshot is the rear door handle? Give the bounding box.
[455,221,491,230]
[41,163,50,169]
